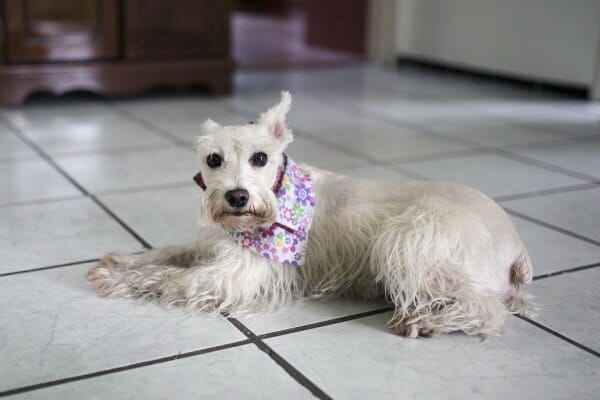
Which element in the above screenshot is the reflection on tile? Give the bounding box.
[5,107,171,157]
[0,198,143,274]
[0,124,37,162]
[0,264,245,392]
[515,140,600,180]
[268,314,600,400]
[530,268,600,352]
[115,97,249,144]
[11,345,309,400]
[511,216,600,276]
[0,160,81,205]
[399,153,585,198]
[504,188,600,243]
[57,147,197,193]
[241,297,387,335]
[99,186,199,247]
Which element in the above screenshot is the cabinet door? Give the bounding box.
[3,0,119,63]
[124,0,230,60]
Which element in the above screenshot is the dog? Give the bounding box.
[87,92,534,338]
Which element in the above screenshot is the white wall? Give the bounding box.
[394,0,600,87]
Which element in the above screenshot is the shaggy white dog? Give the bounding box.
[88,92,533,338]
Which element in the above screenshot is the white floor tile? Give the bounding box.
[313,122,471,161]
[521,121,600,138]
[267,314,599,400]
[515,140,600,180]
[504,188,600,243]
[399,153,586,198]
[114,97,250,143]
[424,120,567,147]
[512,216,600,276]
[99,186,199,247]
[286,136,364,170]
[0,264,245,392]
[335,164,417,181]
[3,65,599,400]
[0,124,37,162]
[0,198,143,274]
[530,268,600,352]
[0,160,81,206]
[56,147,197,193]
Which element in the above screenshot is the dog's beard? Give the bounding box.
[206,189,278,230]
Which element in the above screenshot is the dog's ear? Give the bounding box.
[201,118,220,133]
[194,120,219,152]
[258,91,293,143]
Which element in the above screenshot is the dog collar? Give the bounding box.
[193,155,316,266]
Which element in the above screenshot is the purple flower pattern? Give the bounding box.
[226,157,316,266]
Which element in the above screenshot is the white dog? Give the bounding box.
[88,92,533,338]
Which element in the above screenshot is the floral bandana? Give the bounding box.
[193,154,316,266]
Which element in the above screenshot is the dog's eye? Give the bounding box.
[250,152,268,167]
[206,153,222,169]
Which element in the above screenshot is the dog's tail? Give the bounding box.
[510,247,533,287]
[506,248,536,317]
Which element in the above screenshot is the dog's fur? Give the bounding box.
[88,92,534,338]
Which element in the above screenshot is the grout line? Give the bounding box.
[505,208,600,248]
[0,339,253,398]
[494,181,600,202]
[259,306,394,340]
[532,262,600,281]
[517,316,600,358]
[105,104,191,148]
[487,148,600,183]
[0,156,42,165]
[0,194,85,209]
[226,102,379,161]
[50,143,170,159]
[390,147,487,165]
[227,317,333,400]
[0,258,100,278]
[88,194,153,249]
[0,115,153,250]
[96,180,193,196]
[0,180,195,210]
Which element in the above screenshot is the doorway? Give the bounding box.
[233,0,367,69]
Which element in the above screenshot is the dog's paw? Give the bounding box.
[390,317,440,339]
[86,253,129,297]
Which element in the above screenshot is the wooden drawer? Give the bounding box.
[124,0,230,60]
[3,0,119,63]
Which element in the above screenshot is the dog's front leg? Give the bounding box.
[86,244,201,300]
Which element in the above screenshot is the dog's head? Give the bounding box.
[194,92,293,230]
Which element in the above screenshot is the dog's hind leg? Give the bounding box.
[87,244,199,300]
[369,202,510,338]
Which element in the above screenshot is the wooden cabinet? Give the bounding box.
[4,0,119,62]
[124,0,229,60]
[0,0,233,106]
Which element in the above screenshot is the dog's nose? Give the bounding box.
[225,189,249,208]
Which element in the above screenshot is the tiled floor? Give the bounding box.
[1,65,599,399]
